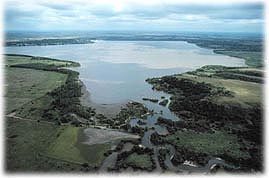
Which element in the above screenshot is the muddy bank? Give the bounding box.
[82,128,139,145]
[80,82,126,118]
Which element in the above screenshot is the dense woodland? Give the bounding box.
[147,68,263,171]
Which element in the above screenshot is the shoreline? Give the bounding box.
[79,81,126,118]
[6,36,262,68]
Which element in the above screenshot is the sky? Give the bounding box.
[4,0,265,33]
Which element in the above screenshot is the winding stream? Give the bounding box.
[5,40,246,173]
[127,103,238,173]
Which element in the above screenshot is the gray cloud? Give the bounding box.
[4,0,264,32]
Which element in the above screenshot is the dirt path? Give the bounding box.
[6,112,54,125]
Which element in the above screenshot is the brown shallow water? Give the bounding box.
[80,82,125,118]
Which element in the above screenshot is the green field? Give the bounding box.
[125,153,153,169]
[46,126,86,163]
[5,54,83,171]
[5,54,127,171]
[14,94,55,121]
[175,66,263,108]
[5,67,67,114]
[164,131,250,159]
[178,74,262,107]
[5,54,79,67]
[214,50,263,68]
[46,126,113,167]
[6,117,82,172]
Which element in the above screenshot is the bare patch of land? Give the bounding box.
[82,128,139,145]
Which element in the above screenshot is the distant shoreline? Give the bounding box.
[6,35,262,67]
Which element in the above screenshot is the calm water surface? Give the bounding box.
[5,40,246,118]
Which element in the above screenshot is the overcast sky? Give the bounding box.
[4,0,264,33]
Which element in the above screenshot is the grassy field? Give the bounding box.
[14,94,54,121]
[164,131,250,159]
[214,50,263,68]
[5,54,79,67]
[177,74,262,108]
[125,153,153,169]
[5,54,128,170]
[46,126,86,164]
[5,67,67,114]
[5,54,87,171]
[5,54,69,115]
[6,117,82,172]
[47,126,121,167]
[175,66,263,108]
[5,54,83,171]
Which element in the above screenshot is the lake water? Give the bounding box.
[5,40,245,119]
[5,40,246,172]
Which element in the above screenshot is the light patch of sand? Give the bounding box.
[82,128,139,145]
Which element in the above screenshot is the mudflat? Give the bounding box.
[82,128,139,145]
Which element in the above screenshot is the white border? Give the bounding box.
[0,0,268,178]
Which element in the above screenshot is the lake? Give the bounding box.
[5,40,246,118]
